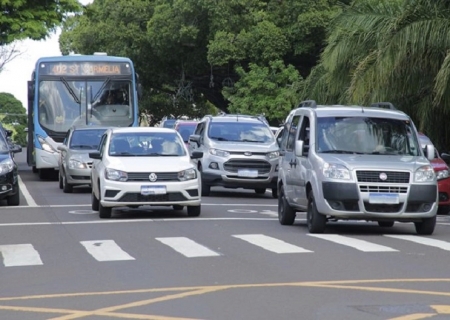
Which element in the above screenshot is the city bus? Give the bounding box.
[26,53,142,179]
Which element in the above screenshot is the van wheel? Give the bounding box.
[307,192,326,233]
[378,221,394,227]
[255,188,266,194]
[271,187,278,199]
[414,216,436,235]
[278,185,295,225]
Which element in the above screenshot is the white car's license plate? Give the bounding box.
[369,193,399,204]
[141,185,166,195]
[237,169,258,178]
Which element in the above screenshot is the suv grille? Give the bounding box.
[223,160,271,174]
[356,171,410,183]
[126,172,179,182]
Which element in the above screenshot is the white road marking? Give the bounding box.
[155,237,220,257]
[17,176,38,207]
[0,244,43,267]
[385,235,450,251]
[308,234,398,252]
[2,203,278,209]
[80,240,135,261]
[233,234,312,253]
[259,210,278,217]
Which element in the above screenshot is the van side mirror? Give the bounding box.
[189,134,200,146]
[295,140,304,157]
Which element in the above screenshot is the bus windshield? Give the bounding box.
[38,79,133,133]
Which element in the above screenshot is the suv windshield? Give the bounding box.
[317,116,420,156]
[109,132,186,156]
[70,129,106,150]
[208,122,274,143]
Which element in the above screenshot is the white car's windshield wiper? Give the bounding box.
[320,150,364,154]
[71,144,95,149]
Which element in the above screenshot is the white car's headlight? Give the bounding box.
[209,148,230,157]
[105,168,128,181]
[267,151,279,159]
[178,168,197,181]
[323,163,351,180]
[0,158,14,174]
[436,169,449,181]
[414,165,435,182]
[37,135,58,153]
[68,158,88,169]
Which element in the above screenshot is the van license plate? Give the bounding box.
[141,185,166,195]
[369,193,399,204]
[238,169,258,178]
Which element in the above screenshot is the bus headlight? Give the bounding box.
[37,135,58,153]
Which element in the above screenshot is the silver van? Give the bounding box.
[277,101,438,235]
[189,114,279,197]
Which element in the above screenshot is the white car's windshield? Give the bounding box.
[109,132,186,156]
[317,116,420,156]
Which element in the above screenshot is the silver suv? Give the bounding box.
[188,114,279,197]
[278,100,438,235]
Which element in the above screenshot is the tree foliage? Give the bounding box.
[0,92,26,145]
[305,0,450,150]
[59,0,340,123]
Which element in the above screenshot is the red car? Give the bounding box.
[174,121,199,147]
[418,133,450,214]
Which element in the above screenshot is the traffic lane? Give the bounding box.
[1,281,450,320]
[2,218,450,294]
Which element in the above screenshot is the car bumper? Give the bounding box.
[316,182,438,221]
[100,179,201,208]
[65,167,92,185]
[438,177,450,206]
[0,170,18,200]
[202,170,277,189]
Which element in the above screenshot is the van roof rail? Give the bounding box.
[370,102,397,110]
[298,100,317,109]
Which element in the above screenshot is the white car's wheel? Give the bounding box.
[187,205,201,217]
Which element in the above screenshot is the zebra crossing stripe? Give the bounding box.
[308,234,398,252]
[155,237,220,257]
[0,244,43,267]
[385,235,450,251]
[233,234,313,253]
[80,240,135,261]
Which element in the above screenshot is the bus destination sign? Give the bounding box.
[39,62,132,76]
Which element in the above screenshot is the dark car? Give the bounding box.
[0,129,20,206]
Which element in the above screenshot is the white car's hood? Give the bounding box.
[106,156,195,172]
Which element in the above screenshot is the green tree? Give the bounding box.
[305,0,450,150]
[59,0,340,123]
[0,92,26,125]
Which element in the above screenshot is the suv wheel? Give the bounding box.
[255,188,266,195]
[307,192,326,233]
[271,187,278,199]
[199,164,210,196]
[278,185,295,225]
[414,216,436,235]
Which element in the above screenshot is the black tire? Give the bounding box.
[199,165,210,196]
[255,188,266,194]
[62,171,73,193]
[278,185,295,225]
[307,192,326,233]
[91,191,99,211]
[38,169,48,180]
[7,186,20,206]
[173,205,184,211]
[438,205,450,215]
[271,187,278,199]
[32,166,38,173]
[59,172,63,189]
[187,205,201,217]
[414,215,436,235]
[378,221,394,227]
[99,202,112,219]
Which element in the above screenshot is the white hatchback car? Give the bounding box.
[89,127,203,218]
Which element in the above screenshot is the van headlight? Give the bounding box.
[105,168,128,181]
[37,135,58,153]
[0,158,14,174]
[323,163,351,180]
[209,148,229,157]
[437,169,449,180]
[266,151,279,159]
[414,165,435,182]
[178,168,197,181]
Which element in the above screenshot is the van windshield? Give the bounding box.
[316,117,420,156]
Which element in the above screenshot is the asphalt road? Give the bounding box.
[1,150,450,320]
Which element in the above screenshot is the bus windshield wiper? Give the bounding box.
[92,78,111,103]
[60,77,80,104]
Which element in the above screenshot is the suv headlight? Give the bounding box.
[437,169,449,180]
[414,165,435,182]
[0,158,14,174]
[209,148,230,157]
[266,151,279,159]
[178,168,197,181]
[69,158,88,169]
[105,168,128,181]
[323,163,351,180]
[37,135,58,153]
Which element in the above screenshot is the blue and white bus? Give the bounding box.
[27,53,142,179]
